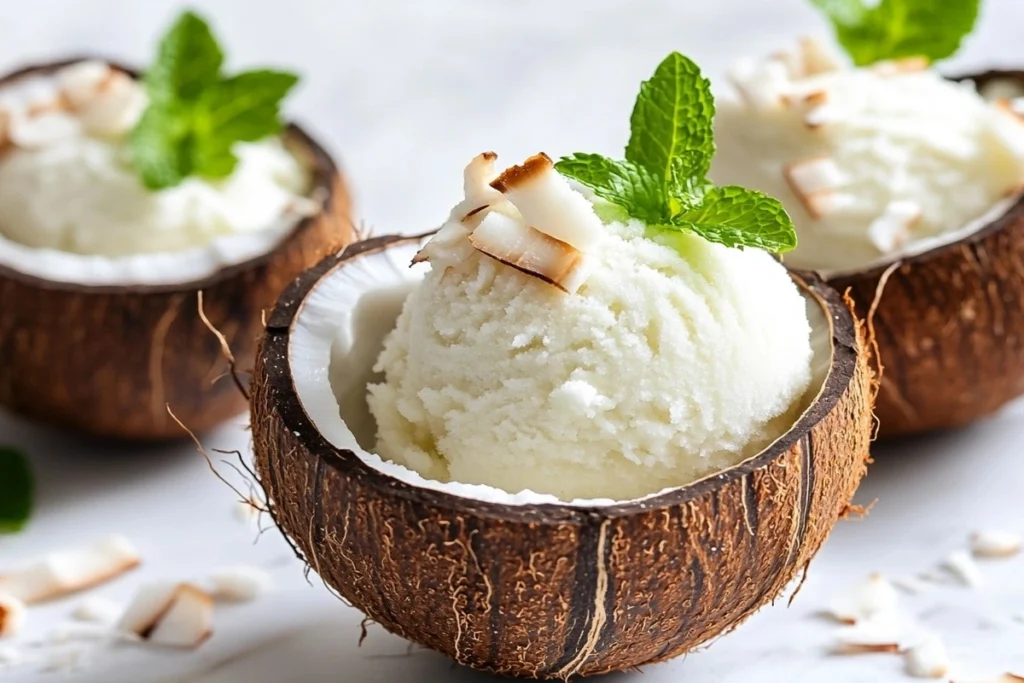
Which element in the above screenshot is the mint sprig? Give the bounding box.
[0,447,33,533]
[131,11,299,190]
[811,0,981,66]
[556,52,796,254]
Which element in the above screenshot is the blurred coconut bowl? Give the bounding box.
[0,58,354,440]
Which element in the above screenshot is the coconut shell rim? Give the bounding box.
[0,57,343,295]
[259,231,860,523]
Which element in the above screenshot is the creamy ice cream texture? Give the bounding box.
[711,40,1024,273]
[0,61,311,257]
[367,154,814,501]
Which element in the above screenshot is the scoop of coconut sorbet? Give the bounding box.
[711,39,1024,273]
[367,153,814,501]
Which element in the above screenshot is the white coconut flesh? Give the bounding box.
[711,39,1024,277]
[0,62,318,287]
[288,237,835,507]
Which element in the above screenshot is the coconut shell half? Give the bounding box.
[251,234,873,678]
[0,59,354,440]
[828,70,1024,438]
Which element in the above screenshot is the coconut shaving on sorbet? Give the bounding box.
[0,58,311,257]
[711,38,1024,272]
[367,54,814,501]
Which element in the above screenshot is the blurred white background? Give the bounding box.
[1,1,1024,682]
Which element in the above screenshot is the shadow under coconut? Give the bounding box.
[0,408,234,513]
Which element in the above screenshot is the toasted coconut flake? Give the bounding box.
[146,585,213,649]
[7,110,80,149]
[119,582,213,649]
[805,101,843,129]
[78,72,146,137]
[412,221,474,266]
[71,596,123,624]
[118,582,178,637]
[489,153,604,252]
[833,611,909,653]
[944,549,984,587]
[0,534,141,604]
[57,60,112,109]
[904,635,950,678]
[208,566,273,602]
[0,595,26,638]
[469,212,587,293]
[800,190,860,219]
[464,151,500,201]
[728,58,790,109]
[825,573,901,624]
[868,200,921,253]
[784,157,848,197]
[799,37,843,76]
[872,57,930,77]
[971,530,1022,558]
[995,98,1024,124]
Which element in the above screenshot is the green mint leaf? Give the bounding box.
[0,447,33,533]
[657,186,797,253]
[131,106,193,189]
[812,0,980,66]
[667,151,712,214]
[131,11,299,189]
[625,52,715,182]
[145,10,223,105]
[555,153,667,224]
[202,71,298,142]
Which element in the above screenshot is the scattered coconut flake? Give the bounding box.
[208,565,273,602]
[868,200,920,253]
[71,596,123,624]
[0,594,26,638]
[944,549,984,587]
[971,530,1022,558]
[118,583,213,649]
[0,534,141,604]
[56,60,112,109]
[833,611,909,654]
[904,635,950,679]
[825,573,901,624]
[489,153,604,252]
[469,211,588,293]
[7,110,80,148]
[804,190,859,219]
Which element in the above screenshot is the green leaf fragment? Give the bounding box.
[145,10,223,105]
[625,52,715,182]
[555,153,667,225]
[130,11,300,189]
[658,186,798,253]
[0,447,33,533]
[812,0,981,66]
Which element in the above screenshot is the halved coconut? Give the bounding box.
[0,59,353,440]
[816,69,1024,437]
[250,233,873,677]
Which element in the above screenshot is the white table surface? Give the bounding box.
[2,1,1024,681]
